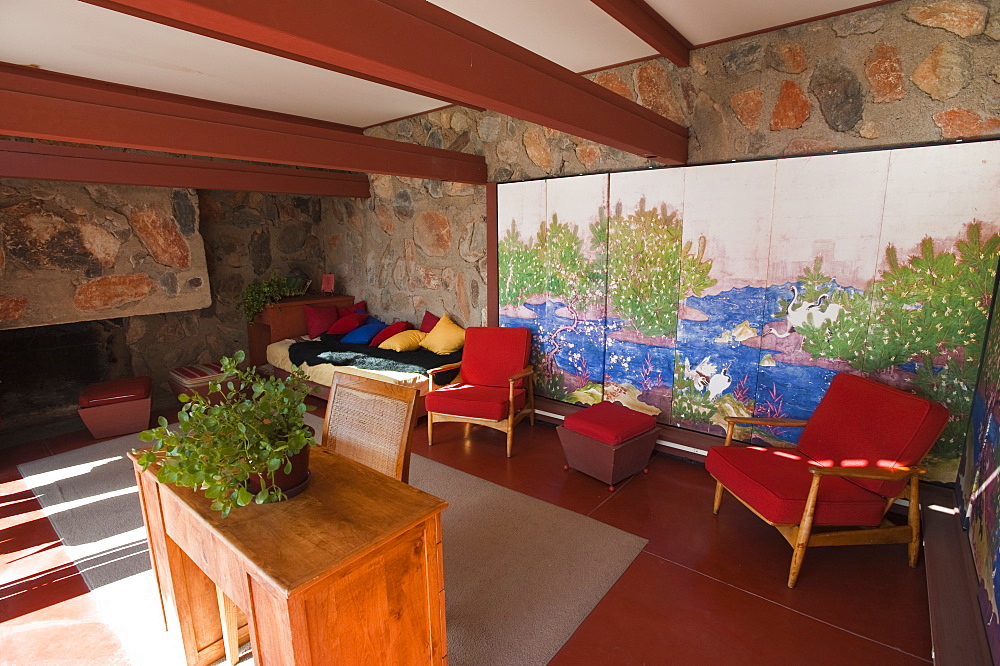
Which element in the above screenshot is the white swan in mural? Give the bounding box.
[683,356,717,391]
[807,293,845,327]
[707,364,732,401]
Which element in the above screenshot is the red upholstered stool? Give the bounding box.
[557,401,659,491]
[168,362,226,402]
[78,376,152,439]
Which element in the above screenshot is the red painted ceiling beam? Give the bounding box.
[81,0,687,164]
[0,140,372,198]
[589,0,692,67]
[0,64,486,183]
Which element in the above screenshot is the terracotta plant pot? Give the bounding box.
[246,445,311,500]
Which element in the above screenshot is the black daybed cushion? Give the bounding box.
[288,333,461,385]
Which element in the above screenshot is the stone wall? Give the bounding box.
[128,190,327,399]
[0,179,210,330]
[324,0,999,330]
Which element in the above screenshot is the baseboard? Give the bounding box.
[921,484,993,665]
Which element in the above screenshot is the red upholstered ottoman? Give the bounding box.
[78,376,152,439]
[168,362,226,402]
[558,401,659,491]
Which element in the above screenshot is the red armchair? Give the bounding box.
[706,373,949,588]
[425,326,535,457]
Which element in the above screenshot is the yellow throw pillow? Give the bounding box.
[378,329,427,352]
[419,313,466,355]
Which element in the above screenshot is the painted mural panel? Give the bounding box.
[496,140,1000,481]
[873,143,1000,481]
[672,161,775,436]
[602,170,686,418]
[539,175,609,405]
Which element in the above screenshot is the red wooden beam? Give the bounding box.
[589,0,692,67]
[0,141,372,198]
[81,0,687,164]
[0,64,486,183]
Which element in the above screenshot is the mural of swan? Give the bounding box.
[707,364,732,400]
[807,293,845,327]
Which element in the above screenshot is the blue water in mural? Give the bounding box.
[502,284,844,442]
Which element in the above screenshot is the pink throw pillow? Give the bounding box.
[370,321,414,347]
[419,311,440,333]
[304,305,339,338]
[327,312,369,335]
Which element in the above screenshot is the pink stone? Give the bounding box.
[783,139,839,155]
[374,202,395,235]
[729,89,763,131]
[911,42,972,100]
[457,272,470,323]
[0,296,27,321]
[576,143,601,170]
[592,71,633,100]
[865,43,906,103]
[129,208,190,269]
[74,274,154,311]
[444,182,475,197]
[770,81,811,130]
[905,1,988,37]
[522,127,554,171]
[413,211,452,257]
[634,62,685,125]
[771,42,807,74]
[932,108,1000,138]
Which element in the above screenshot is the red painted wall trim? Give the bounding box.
[486,182,499,327]
[589,0,691,67]
[0,64,486,183]
[0,140,372,197]
[82,0,687,164]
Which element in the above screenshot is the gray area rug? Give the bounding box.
[19,414,647,665]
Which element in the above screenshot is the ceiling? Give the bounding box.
[1,0,889,131]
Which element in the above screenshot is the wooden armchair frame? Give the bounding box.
[713,416,925,588]
[426,362,535,457]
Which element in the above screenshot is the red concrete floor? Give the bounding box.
[1,412,932,665]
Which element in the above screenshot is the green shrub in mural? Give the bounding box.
[796,223,1000,463]
[498,219,545,308]
[594,199,716,338]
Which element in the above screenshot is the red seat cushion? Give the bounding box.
[563,401,656,445]
[425,384,526,421]
[797,373,950,497]
[168,362,225,387]
[706,445,889,527]
[79,376,152,407]
[460,327,532,388]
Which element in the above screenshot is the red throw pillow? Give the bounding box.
[419,310,440,333]
[339,300,367,318]
[303,305,339,338]
[370,321,414,347]
[327,312,369,335]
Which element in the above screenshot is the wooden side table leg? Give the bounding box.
[216,586,241,665]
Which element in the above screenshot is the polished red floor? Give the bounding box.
[1,412,932,665]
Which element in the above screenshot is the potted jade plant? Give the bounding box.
[135,350,316,517]
[237,273,311,323]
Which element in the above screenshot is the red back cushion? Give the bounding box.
[460,327,532,388]
[327,312,369,335]
[797,373,949,497]
[419,311,440,333]
[304,305,339,338]
[370,321,414,347]
[338,301,366,318]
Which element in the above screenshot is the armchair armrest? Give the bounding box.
[428,361,462,376]
[810,465,925,481]
[508,366,535,383]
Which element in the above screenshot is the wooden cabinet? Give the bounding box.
[247,294,353,366]
[131,448,448,666]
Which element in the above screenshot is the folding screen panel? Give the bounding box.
[496,140,1000,481]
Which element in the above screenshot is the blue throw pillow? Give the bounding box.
[341,321,388,344]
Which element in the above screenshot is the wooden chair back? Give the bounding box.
[320,373,420,483]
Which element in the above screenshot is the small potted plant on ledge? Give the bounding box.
[135,350,315,517]
[238,272,312,323]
